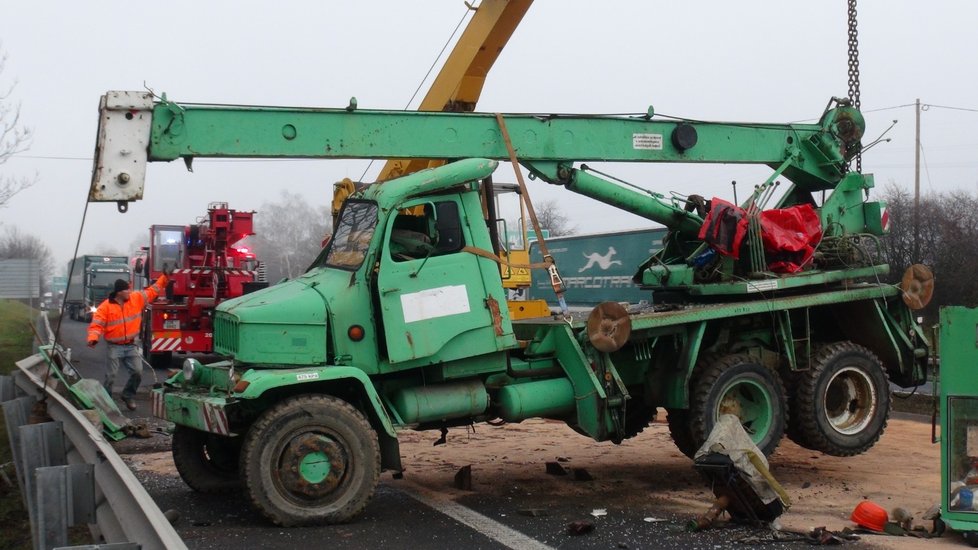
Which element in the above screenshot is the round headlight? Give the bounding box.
[182,358,199,382]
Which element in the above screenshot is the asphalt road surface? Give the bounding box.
[50,314,818,550]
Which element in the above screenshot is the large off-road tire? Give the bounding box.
[171,426,242,494]
[240,394,381,526]
[787,341,890,457]
[666,352,718,457]
[618,400,658,441]
[687,355,787,457]
[666,408,697,457]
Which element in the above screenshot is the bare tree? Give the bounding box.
[532,199,576,237]
[881,185,978,320]
[0,226,53,287]
[0,45,34,209]
[251,191,331,282]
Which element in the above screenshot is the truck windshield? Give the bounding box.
[90,269,127,287]
[323,201,378,270]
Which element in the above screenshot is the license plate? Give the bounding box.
[163,320,180,330]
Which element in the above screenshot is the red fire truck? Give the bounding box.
[137,202,266,368]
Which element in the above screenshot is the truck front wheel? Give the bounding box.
[666,409,696,457]
[688,355,787,457]
[240,394,381,526]
[172,426,242,493]
[787,341,890,456]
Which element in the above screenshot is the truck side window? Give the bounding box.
[389,201,464,262]
[434,201,463,254]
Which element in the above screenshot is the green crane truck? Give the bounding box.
[90,91,929,526]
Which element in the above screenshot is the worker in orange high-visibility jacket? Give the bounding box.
[87,269,169,410]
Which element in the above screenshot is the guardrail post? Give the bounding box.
[2,394,36,506]
[36,463,95,550]
[19,421,67,550]
[1,374,22,401]
[12,354,187,550]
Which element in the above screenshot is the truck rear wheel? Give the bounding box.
[172,426,242,494]
[787,341,890,456]
[688,355,787,457]
[240,394,381,526]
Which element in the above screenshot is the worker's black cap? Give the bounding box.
[113,279,130,293]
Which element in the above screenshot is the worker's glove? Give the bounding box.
[87,339,98,348]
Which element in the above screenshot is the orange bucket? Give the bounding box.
[851,500,888,532]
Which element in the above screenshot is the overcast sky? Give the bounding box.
[2,1,976,272]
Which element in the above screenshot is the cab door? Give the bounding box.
[377,197,509,364]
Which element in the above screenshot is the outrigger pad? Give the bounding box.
[587,302,632,353]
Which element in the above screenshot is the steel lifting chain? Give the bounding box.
[847,0,862,172]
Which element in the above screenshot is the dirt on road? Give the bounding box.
[390,412,951,550]
[123,407,958,549]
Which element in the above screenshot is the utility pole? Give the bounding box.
[914,98,921,263]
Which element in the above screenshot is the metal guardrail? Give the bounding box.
[2,345,186,549]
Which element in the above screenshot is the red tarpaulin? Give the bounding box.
[759,203,822,273]
[698,199,821,273]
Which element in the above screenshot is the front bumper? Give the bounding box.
[152,388,236,436]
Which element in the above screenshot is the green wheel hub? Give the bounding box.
[278,433,346,499]
[718,377,774,446]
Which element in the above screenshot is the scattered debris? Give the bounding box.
[802,481,812,489]
[163,509,180,525]
[590,509,607,517]
[688,414,789,531]
[121,422,152,439]
[433,427,448,446]
[545,461,568,476]
[518,508,547,517]
[572,467,593,481]
[643,517,667,523]
[555,456,570,463]
[454,465,472,490]
[567,520,594,536]
[732,529,811,545]
[687,494,730,532]
[813,526,860,544]
[890,506,913,530]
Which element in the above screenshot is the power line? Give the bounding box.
[923,103,978,113]
[11,154,90,161]
[861,103,915,114]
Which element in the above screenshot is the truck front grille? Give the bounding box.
[214,313,239,355]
